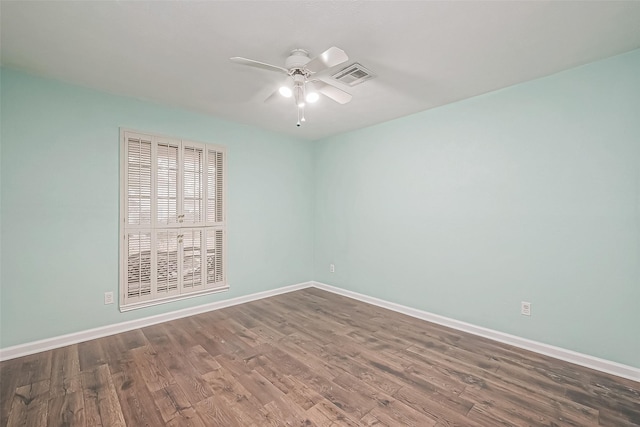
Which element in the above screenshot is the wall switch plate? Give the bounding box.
[104,292,114,305]
[521,301,531,316]
[330,264,335,273]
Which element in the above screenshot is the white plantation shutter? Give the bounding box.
[183,144,204,225]
[121,130,227,310]
[156,140,179,226]
[127,136,152,226]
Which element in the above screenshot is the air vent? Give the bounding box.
[331,63,376,86]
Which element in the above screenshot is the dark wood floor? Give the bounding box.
[1,288,639,426]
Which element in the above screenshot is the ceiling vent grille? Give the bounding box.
[331,63,376,86]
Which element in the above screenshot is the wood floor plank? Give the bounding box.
[363,399,439,427]
[260,395,319,427]
[152,383,194,424]
[6,379,50,427]
[47,391,85,427]
[129,346,175,392]
[393,384,483,427]
[81,364,126,427]
[14,352,53,390]
[307,400,362,426]
[0,359,21,427]
[2,288,638,426]
[193,394,245,427]
[112,360,165,427]
[100,334,130,375]
[156,349,214,405]
[78,339,107,372]
[200,366,267,426]
[281,375,327,411]
[185,344,222,376]
[164,407,208,427]
[49,345,82,398]
[235,370,286,406]
[304,403,336,427]
[462,384,590,426]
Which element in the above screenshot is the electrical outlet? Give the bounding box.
[330,264,335,273]
[521,301,531,316]
[104,292,114,305]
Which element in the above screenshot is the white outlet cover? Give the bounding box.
[521,301,531,316]
[104,292,114,305]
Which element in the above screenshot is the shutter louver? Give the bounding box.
[157,141,179,225]
[156,230,179,294]
[126,232,152,299]
[127,137,152,225]
[183,146,204,224]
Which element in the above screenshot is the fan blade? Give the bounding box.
[314,81,352,104]
[230,57,288,74]
[305,46,348,73]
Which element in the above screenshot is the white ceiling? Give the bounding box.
[2,1,640,140]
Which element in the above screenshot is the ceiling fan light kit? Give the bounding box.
[278,86,292,98]
[231,46,353,126]
[305,82,320,103]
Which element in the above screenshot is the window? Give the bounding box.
[120,130,227,311]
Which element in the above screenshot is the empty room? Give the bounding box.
[1,1,639,426]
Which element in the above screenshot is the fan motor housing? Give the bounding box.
[285,49,311,69]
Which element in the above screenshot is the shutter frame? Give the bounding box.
[120,129,227,311]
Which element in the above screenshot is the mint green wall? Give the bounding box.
[0,69,314,348]
[314,50,640,368]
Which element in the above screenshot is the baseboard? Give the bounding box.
[0,281,313,362]
[311,281,640,383]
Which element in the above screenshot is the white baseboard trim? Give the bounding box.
[0,281,312,362]
[311,281,640,383]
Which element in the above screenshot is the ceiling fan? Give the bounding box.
[230,46,352,126]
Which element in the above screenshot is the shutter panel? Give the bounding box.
[127,136,152,225]
[126,232,152,300]
[215,229,224,283]
[156,140,179,226]
[182,229,203,290]
[156,230,179,295]
[215,151,224,223]
[183,145,204,224]
[207,149,224,223]
[206,228,224,286]
[205,229,215,285]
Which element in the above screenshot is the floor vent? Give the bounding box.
[331,63,376,86]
